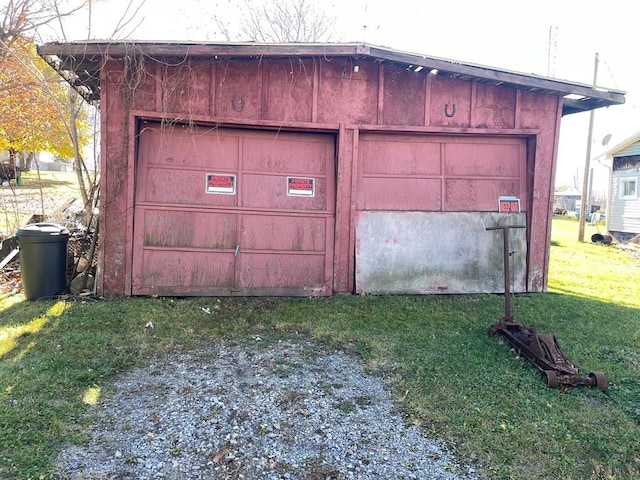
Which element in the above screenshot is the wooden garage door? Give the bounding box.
[355,133,528,294]
[132,122,335,296]
[356,133,527,212]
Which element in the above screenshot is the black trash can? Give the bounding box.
[17,223,70,300]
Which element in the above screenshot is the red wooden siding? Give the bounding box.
[383,64,426,126]
[215,61,264,118]
[132,122,335,296]
[264,60,315,122]
[162,61,211,115]
[474,83,517,129]
[429,76,472,128]
[318,60,379,124]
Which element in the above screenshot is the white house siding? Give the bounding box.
[609,168,640,235]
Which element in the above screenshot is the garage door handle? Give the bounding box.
[234,244,240,257]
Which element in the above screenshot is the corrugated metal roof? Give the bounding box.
[36,41,626,115]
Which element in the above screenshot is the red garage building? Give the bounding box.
[38,42,625,297]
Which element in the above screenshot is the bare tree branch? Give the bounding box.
[109,0,146,39]
[240,0,336,43]
[0,0,147,217]
[1,0,88,46]
[207,0,337,43]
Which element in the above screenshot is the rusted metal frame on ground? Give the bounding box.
[487,224,607,391]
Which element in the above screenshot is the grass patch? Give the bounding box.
[0,171,81,237]
[548,216,639,306]
[1,218,640,479]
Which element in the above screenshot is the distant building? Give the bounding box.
[601,132,640,242]
[553,187,582,213]
[38,152,74,172]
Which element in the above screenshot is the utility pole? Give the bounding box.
[547,26,558,77]
[578,53,599,242]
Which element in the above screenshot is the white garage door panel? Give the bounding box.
[355,211,527,294]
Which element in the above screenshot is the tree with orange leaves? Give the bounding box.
[1,0,144,214]
[0,38,90,170]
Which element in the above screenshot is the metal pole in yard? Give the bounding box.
[487,225,526,320]
[578,53,599,242]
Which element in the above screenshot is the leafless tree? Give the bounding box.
[1,0,146,44]
[1,0,86,48]
[214,0,337,43]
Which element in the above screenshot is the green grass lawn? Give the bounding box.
[548,216,639,306]
[0,171,81,238]
[1,217,639,479]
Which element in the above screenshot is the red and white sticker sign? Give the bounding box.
[287,176,315,197]
[498,196,521,213]
[206,173,236,195]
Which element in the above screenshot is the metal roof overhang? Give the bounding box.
[37,41,626,115]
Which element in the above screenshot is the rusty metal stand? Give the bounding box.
[486,225,524,320]
[487,224,607,391]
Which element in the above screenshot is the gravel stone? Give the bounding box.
[55,339,478,479]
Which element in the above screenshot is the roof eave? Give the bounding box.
[37,41,626,113]
[602,130,640,158]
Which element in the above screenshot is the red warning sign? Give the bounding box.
[206,173,236,195]
[287,176,315,197]
[498,196,521,213]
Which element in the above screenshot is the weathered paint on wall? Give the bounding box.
[98,62,134,295]
[97,55,563,296]
[353,131,529,294]
[518,91,563,291]
[355,212,527,294]
[131,123,336,296]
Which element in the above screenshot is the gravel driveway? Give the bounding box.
[55,338,478,479]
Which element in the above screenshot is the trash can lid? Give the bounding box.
[17,223,69,237]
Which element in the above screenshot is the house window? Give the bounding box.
[620,178,637,198]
